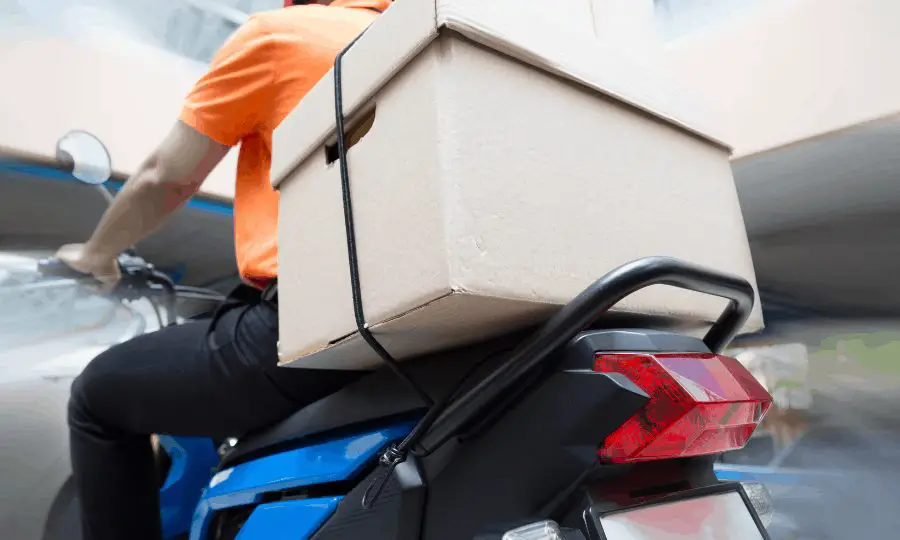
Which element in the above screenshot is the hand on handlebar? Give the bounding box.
[50,243,121,288]
[40,247,186,327]
[42,247,173,300]
[40,248,224,327]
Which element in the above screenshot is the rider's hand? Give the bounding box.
[54,243,121,286]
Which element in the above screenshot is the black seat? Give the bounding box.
[219,333,525,469]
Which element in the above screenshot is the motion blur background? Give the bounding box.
[2,1,899,539]
[0,0,278,63]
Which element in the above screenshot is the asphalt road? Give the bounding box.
[761,387,900,540]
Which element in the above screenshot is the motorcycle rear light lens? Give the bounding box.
[594,353,772,464]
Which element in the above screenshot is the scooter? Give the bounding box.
[41,133,776,540]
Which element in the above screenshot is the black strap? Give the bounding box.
[334,27,458,510]
[332,34,432,407]
[332,7,506,508]
[333,28,518,509]
[261,280,278,305]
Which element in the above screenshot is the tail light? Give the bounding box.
[593,353,772,464]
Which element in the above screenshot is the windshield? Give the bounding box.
[0,252,145,352]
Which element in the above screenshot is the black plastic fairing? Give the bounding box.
[222,329,705,469]
[311,369,649,540]
[220,333,524,469]
[423,370,646,540]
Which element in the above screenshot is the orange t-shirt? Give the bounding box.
[180,0,389,289]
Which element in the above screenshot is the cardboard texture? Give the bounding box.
[272,0,762,370]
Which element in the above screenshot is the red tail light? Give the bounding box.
[593,353,772,464]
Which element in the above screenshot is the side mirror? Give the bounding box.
[55,130,112,185]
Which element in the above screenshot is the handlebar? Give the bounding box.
[37,253,225,327]
[36,257,96,282]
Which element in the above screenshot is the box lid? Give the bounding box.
[270,0,730,188]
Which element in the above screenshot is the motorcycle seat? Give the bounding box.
[219,332,523,469]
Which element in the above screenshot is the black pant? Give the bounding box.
[68,287,363,540]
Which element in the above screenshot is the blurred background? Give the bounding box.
[660,2,900,539]
[1,1,899,539]
[0,0,282,62]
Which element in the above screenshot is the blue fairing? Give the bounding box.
[235,498,343,540]
[714,464,802,485]
[189,422,415,540]
[158,436,220,539]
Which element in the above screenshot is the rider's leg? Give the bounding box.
[67,293,364,540]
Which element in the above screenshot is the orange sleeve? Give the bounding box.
[180,16,283,147]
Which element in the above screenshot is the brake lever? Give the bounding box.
[39,253,179,324]
[116,253,157,301]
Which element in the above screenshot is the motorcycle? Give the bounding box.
[40,131,775,539]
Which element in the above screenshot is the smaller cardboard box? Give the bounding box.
[271,0,762,370]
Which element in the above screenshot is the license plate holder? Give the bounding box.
[584,482,771,540]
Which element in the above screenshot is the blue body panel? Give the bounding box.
[158,436,221,539]
[235,498,343,540]
[714,464,802,485]
[189,422,415,540]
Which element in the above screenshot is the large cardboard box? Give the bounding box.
[271,0,762,370]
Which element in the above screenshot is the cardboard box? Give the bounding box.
[271,0,762,370]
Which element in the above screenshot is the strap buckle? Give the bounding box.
[261,280,278,305]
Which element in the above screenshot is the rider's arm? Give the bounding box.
[77,16,289,270]
[82,123,229,263]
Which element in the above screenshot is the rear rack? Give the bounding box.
[330,37,756,507]
[419,256,755,453]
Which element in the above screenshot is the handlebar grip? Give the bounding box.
[37,257,98,283]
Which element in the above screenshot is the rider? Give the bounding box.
[55,1,390,538]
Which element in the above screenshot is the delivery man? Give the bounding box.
[53,1,390,538]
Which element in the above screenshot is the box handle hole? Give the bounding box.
[325,106,376,165]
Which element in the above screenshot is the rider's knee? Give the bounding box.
[67,354,107,429]
[68,372,92,428]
